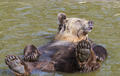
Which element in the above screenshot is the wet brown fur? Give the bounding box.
[5,13,107,76]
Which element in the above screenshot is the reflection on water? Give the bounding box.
[0,0,120,76]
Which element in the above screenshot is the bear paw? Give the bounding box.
[24,45,40,62]
[76,40,91,62]
[5,55,26,74]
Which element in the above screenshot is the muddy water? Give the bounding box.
[0,0,120,76]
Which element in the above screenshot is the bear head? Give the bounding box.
[55,13,94,42]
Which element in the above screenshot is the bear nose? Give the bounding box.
[89,27,93,30]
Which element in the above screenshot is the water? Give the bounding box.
[0,0,120,76]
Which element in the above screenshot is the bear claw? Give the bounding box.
[23,45,40,62]
[77,40,91,49]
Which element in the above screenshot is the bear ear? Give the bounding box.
[58,13,66,24]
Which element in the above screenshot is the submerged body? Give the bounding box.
[24,41,77,72]
[5,40,107,76]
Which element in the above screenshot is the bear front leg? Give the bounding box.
[5,55,30,76]
[24,44,40,62]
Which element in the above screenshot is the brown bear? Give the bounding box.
[5,13,107,76]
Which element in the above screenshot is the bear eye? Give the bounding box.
[75,20,81,23]
[65,20,68,23]
[77,20,81,22]
[75,20,81,24]
[75,20,81,25]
